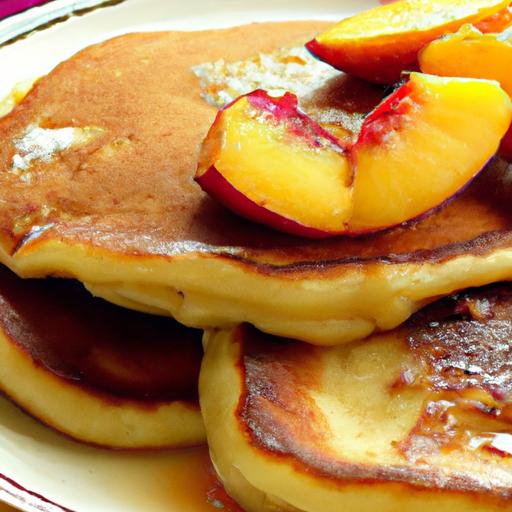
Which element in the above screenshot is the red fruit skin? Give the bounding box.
[356,80,415,146]
[196,84,492,239]
[344,79,492,236]
[499,123,512,161]
[305,38,418,84]
[343,164,490,237]
[195,89,351,239]
[196,165,340,239]
[246,90,348,150]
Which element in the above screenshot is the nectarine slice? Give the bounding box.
[196,90,353,238]
[306,0,510,84]
[197,76,511,238]
[419,26,512,96]
[349,73,512,232]
[419,26,512,161]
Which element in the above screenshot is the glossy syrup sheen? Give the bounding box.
[159,448,244,512]
[0,445,243,512]
[401,286,512,462]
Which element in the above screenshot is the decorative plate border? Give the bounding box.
[0,473,71,512]
[0,0,124,46]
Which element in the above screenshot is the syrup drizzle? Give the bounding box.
[398,285,512,462]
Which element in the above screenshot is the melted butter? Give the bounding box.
[11,205,55,237]
[11,125,105,176]
[193,46,339,109]
[12,126,77,171]
[0,80,105,178]
[193,45,385,146]
[0,78,36,118]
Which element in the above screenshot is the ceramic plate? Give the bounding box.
[0,1,376,510]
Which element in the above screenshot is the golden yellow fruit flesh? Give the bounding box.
[349,73,512,232]
[419,25,512,97]
[196,91,353,236]
[307,0,510,83]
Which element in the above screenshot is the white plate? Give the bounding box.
[0,0,376,510]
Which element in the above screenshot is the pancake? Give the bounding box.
[0,265,204,449]
[200,286,512,512]
[3,22,512,344]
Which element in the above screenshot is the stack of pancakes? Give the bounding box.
[2,18,512,512]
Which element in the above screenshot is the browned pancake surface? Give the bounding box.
[0,266,202,403]
[235,285,512,499]
[408,286,512,399]
[1,22,511,274]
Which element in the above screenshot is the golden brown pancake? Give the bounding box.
[0,265,204,449]
[200,286,512,512]
[3,22,512,344]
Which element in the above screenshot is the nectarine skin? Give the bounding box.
[355,80,414,147]
[197,165,342,239]
[196,90,353,238]
[197,75,511,239]
[501,124,512,161]
[306,0,511,84]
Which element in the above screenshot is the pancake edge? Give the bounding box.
[6,234,512,345]
[199,327,512,512]
[0,321,205,449]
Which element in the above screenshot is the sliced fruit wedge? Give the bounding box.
[196,90,353,238]
[196,75,512,238]
[349,72,512,232]
[305,0,511,84]
[419,26,512,161]
[419,26,512,95]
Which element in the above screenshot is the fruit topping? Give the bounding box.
[196,90,353,237]
[306,0,510,83]
[196,74,512,237]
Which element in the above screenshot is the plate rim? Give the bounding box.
[0,0,122,46]
[0,472,72,512]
